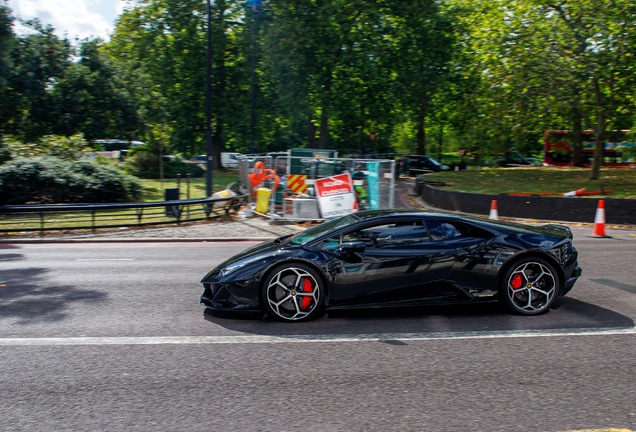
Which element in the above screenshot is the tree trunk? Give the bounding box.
[318,73,332,150]
[213,121,224,170]
[570,93,584,167]
[416,113,425,155]
[307,113,316,148]
[589,79,607,180]
[588,117,605,180]
[318,108,329,150]
[438,126,443,162]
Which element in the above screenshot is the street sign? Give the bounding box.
[369,132,378,141]
[314,173,357,219]
[458,147,467,157]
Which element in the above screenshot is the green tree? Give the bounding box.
[52,39,141,141]
[451,0,636,177]
[0,0,15,136]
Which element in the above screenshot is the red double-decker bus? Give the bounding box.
[543,130,634,166]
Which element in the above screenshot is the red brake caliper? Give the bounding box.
[301,278,312,309]
[511,274,523,290]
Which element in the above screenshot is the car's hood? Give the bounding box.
[201,238,297,283]
[217,239,285,268]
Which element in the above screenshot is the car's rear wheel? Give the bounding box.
[262,263,324,322]
[500,257,559,315]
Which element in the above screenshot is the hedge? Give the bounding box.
[0,157,143,205]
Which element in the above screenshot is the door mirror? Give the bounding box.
[338,241,366,254]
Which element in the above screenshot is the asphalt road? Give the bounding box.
[1,227,636,431]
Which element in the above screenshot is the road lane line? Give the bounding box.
[75,259,135,261]
[1,326,635,346]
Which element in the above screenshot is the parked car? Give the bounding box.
[188,155,208,164]
[200,209,581,322]
[405,155,451,176]
[187,153,241,169]
[221,152,241,169]
[497,151,541,167]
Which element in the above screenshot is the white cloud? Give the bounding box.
[8,0,120,41]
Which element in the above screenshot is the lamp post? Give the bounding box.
[205,0,214,197]
[249,1,269,155]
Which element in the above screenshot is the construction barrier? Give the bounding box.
[238,153,396,221]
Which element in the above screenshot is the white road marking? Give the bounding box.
[1,327,635,346]
[75,259,135,261]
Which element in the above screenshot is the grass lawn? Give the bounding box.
[425,167,636,199]
[139,169,241,201]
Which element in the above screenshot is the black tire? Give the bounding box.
[262,263,325,322]
[408,169,414,177]
[499,257,560,316]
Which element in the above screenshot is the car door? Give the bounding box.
[328,219,455,306]
[424,219,499,294]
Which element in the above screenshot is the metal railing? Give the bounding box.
[0,193,247,233]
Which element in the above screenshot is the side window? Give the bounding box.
[344,221,429,248]
[426,220,462,241]
[319,234,341,252]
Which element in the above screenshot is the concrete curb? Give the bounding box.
[0,237,275,244]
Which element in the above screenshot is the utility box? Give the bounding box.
[165,188,180,217]
[284,198,321,220]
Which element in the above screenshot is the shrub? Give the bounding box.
[124,151,204,179]
[2,133,92,160]
[0,156,143,204]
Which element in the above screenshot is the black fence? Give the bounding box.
[0,194,247,233]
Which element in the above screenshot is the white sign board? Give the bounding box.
[314,173,357,219]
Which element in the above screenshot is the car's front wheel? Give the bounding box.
[262,263,324,322]
[500,257,559,315]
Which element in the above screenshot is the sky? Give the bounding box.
[7,0,132,41]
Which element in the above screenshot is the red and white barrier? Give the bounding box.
[562,188,586,197]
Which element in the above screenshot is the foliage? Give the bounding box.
[1,0,636,170]
[124,151,204,179]
[2,133,92,159]
[0,156,142,204]
[123,129,204,179]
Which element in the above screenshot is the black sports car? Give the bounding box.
[201,210,581,322]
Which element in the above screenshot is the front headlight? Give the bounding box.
[219,264,242,277]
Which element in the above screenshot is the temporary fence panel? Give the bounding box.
[238,156,273,204]
[255,156,395,222]
[288,149,339,177]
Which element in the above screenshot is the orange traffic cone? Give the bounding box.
[592,200,609,237]
[489,200,498,220]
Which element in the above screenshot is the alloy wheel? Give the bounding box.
[266,267,320,321]
[507,262,556,313]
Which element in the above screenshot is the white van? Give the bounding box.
[221,152,241,169]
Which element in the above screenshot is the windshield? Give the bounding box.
[284,214,360,245]
[427,157,442,166]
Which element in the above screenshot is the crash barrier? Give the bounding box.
[420,181,636,225]
[0,188,247,233]
[239,155,396,221]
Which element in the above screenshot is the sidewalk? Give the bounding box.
[0,217,306,242]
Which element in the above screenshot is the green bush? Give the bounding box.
[2,133,92,160]
[124,150,204,179]
[0,156,143,204]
